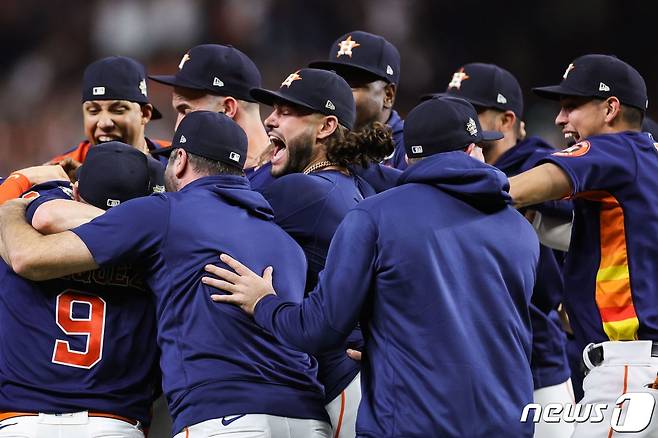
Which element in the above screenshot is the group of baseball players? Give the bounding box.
[0,29,656,438]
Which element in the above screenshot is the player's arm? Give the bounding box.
[0,165,69,205]
[0,199,98,281]
[206,208,377,354]
[508,163,573,209]
[31,199,104,234]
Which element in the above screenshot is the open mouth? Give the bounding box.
[96,135,121,144]
[563,131,580,147]
[269,134,287,164]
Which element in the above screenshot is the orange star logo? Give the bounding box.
[337,36,361,58]
[448,67,470,90]
[281,71,302,88]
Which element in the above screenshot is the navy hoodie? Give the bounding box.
[494,137,572,389]
[72,175,327,433]
[255,152,538,437]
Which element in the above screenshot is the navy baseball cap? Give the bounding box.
[309,31,400,85]
[425,63,524,117]
[153,111,247,169]
[404,96,504,158]
[77,142,160,210]
[533,54,648,111]
[251,68,356,130]
[149,44,261,103]
[82,56,162,119]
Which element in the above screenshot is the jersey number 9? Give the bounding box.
[51,290,106,369]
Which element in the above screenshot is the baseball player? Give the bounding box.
[510,54,658,437]
[310,31,406,170]
[149,44,274,189]
[433,62,575,438]
[248,67,393,437]
[0,143,161,438]
[48,56,170,174]
[205,96,539,437]
[0,111,332,437]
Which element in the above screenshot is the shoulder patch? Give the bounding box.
[552,140,591,157]
[21,191,40,200]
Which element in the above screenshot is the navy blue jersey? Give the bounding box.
[254,152,537,437]
[350,163,401,193]
[382,110,406,170]
[0,184,160,424]
[71,175,327,434]
[493,137,571,389]
[245,161,276,191]
[259,170,373,401]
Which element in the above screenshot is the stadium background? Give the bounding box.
[1,0,655,176]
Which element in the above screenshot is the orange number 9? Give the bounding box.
[51,290,106,369]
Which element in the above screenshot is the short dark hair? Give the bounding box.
[168,148,244,176]
[620,104,644,128]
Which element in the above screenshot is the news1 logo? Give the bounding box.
[521,392,656,433]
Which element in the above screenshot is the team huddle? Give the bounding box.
[0,30,657,438]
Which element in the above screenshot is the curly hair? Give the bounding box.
[321,121,395,168]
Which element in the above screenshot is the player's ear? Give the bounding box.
[317,115,338,140]
[604,97,621,123]
[174,148,189,178]
[500,111,517,131]
[221,97,239,119]
[383,83,396,109]
[140,103,153,125]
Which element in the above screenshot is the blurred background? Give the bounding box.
[1,0,656,175]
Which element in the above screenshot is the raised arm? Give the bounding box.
[31,199,104,234]
[508,163,572,209]
[0,199,97,281]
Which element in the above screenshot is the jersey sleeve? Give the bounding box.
[24,181,75,223]
[260,174,328,230]
[254,207,378,354]
[71,195,168,267]
[538,136,637,195]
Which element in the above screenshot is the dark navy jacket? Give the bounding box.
[351,163,401,193]
[254,152,538,437]
[382,110,407,170]
[259,171,373,402]
[494,136,571,388]
[72,176,327,434]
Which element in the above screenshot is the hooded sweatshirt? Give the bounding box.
[72,175,327,434]
[255,152,539,437]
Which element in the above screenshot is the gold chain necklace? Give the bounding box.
[302,160,338,175]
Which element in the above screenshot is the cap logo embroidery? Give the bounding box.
[106,199,121,207]
[229,152,241,162]
[179,135,187,144]
[325,100,336,110]
[411,145,423,154]
[139,79,147,96]
[466,118,478,136]
[281,71,302,88]
[337,36,360,58]
[497,93,507,104]
[563,63,575,79]
[599,82,610,92]
[179,53,191,70]
[386,65,394,75]
[92,87,106,96]
[213,77,224,87]
[448,68,469,90]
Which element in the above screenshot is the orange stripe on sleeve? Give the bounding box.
[0,174,31,206]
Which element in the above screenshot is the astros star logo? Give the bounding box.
[337,36,360,58]
[448,67,470,90]
[179,53,191,70]
[281,71,302,88]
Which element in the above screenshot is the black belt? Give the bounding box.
[586,341,658,369]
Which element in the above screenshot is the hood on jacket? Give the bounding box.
[398,151,511,213]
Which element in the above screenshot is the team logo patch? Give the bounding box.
[553,140,591,157]
[107,199,120,207]
[229,151,241,162]
[563,63,575,79]
[139,79,147,96]
[92,87,105,96]
[179,53,191,69]
[497,93,507,104]
[281,71,302,88]
[213,77,224,87]
[466,118,478,136]
[599,82,610,92]
[448,67,469,90]
[411,145,423,154]
[21,191,40,200]
[337,35,360,58]
[325,100,335,110]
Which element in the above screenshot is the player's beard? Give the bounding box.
[272,130,316,177]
